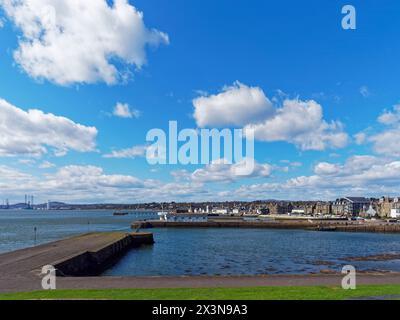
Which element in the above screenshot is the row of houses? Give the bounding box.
[162,196,400,219]
[332,197,400,218]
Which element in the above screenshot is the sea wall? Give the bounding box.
[131,220,400,234]
[53,233,154,276]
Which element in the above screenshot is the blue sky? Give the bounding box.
[0,0,400,204]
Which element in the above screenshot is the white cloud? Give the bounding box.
[290,161,303,167]
[293,158,400,190]
[378,105,400,125]
[0,165,36,198]
[0,98,97,157]
[39,160,55,169]
[313,155,386,178]
[314,162,340,176]
[245,99,349,151]
[368,105,400,156]
[18,159,36,166]
[0,0,169,85]
[193,82,348,151]
[360,86,370,98]
[103,145,147,159]
[311,156,393,184]
[193,81,274,127]
[174,158,272,183]
[0,164,207,203]
[113,102,140,119]
[370,130,400,156]
[0,165,32,181]
[232,155,400,200]
[3,155,400,203]
[354,132,367,145]
[47,165,145,189]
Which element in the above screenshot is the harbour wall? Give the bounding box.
[53,233,154,276]
[132,220,400,234]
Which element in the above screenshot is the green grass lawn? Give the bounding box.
[0,285,399,300]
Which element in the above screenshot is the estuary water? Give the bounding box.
[1,210,400,276]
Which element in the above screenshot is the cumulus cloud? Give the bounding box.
[354,132,367,145]
[232,155,400,200]
[0,98,97,157]
[48,165,145,189]
[314,162,340,176]
[3,156,400,203]
[245,99,349,151]
[314,156,382,177]
[368,105,400,156]
[193,82,348,151]
[377,105,400,125]
[173,158,272,183]
[193,81,274,127]
[370,130,400,156]
[292,157,400,190]
[0,0,169,85]
[0,164,208,203]
[103,145,147,159]
[113,102,140,119]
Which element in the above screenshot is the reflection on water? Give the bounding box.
[1,210,400,276]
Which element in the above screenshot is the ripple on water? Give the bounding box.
[105,228,400,276]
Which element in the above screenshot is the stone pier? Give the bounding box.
[0,232,154,292]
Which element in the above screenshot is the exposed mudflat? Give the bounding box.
[346,254,400,262]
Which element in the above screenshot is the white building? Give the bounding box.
[291,209,305,215]
[390,209,400,219]
[366,205,377,217]
[160,213,208,222]
[212,208,229,215]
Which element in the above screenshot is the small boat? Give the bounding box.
[315,226,337,232]
[113,212,129,216]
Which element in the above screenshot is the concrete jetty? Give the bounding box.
[0,232,154,292]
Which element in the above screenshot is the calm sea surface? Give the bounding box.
[1,210,400,276]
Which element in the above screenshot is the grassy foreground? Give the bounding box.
[0,285,400,300]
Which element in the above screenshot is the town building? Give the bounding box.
[390,208,400,219]
[377,197,393,218]
[365,205,377,218]
[267,202,293,215]
[315,202,332,215]
[333,197,370,216]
